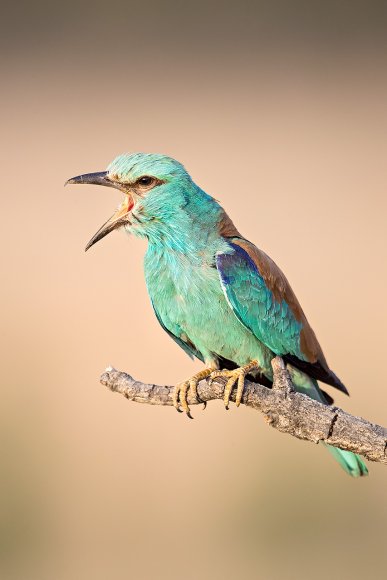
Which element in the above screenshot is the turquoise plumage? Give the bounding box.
[67,152,368,477]
[217,243,304,359]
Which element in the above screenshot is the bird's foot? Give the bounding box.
[209,360,260,409]
[173,368,214,418]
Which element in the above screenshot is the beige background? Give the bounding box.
[1,2,387,579]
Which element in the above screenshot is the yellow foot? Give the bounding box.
[209,360,260,409]
[173,368,214,419]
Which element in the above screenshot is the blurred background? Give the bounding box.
[1,1,387,578]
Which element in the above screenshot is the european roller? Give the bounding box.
[67,153,368,477]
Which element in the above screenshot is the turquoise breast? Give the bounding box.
[144,244,274,374]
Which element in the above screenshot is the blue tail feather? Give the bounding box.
[288,365,369,477]
[323,444,369,477]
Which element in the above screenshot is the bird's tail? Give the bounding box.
[287,366,369,477]
[322,443,368,477]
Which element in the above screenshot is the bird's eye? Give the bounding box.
[138,176,154,187]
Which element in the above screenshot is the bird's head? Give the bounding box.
[66,153,193,250]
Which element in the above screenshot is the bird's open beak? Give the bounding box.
[65,171,134,251]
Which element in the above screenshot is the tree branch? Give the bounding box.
[100,357,387,465]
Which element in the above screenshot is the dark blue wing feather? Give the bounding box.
[216,243,305,360]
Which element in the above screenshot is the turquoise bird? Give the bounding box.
[67,153,368,477]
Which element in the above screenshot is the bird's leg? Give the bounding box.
[209,360,260,409]
[173,367,215,419]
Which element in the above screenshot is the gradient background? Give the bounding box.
[1,1,387,579]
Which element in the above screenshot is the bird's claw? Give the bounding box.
[209,360,260,409]
[173,368,213,418]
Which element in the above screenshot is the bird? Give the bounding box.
[67,152,368,477]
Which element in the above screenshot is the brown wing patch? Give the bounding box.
[218,209,242,238]
[300,325,323,364]
[230,237,328,367]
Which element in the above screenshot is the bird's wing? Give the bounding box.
[150,298,204,363]
[216,238,348,394]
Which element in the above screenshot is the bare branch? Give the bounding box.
[100,357,387,466]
